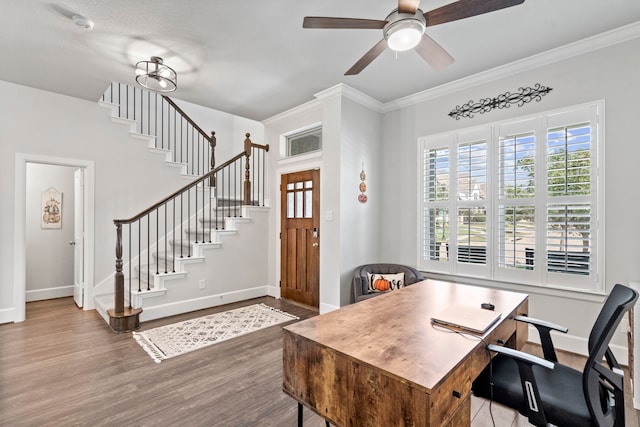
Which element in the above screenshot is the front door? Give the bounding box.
[280,169,320,308]
[73,168,84,308]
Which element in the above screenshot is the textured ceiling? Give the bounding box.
[1,0,639,121]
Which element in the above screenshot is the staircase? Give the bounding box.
[93,83,270,331]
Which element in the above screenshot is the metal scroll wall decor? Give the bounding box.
[448,84,553,120]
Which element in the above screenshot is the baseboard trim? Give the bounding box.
[319,302,340,314]
[0,307,15,324]
[527,325,628,366]
[26,286,74,302]
[266,285,281,299]
[138,286,270,322]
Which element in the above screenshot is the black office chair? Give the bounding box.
[472,284,638,427]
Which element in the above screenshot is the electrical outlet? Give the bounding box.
[199,279,205,290]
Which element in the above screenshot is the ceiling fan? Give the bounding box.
[303,0,525,75]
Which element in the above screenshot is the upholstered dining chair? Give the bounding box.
[472,283,638,427]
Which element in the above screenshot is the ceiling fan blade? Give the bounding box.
[424,0,525,27]
[398,0,421,14]
[345,39,388,75]
[303,17,387,29]
[414,34,454,70]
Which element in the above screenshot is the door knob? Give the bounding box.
[69,241,76,246]
[312,242,319,247]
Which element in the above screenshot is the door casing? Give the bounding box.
[13,153,95,321]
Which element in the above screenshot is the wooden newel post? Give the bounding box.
[244,133,252,206]
[108,221,141,332]
[114,222,124,315]
[209,131,216,187]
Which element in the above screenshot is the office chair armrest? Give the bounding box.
[514,315,568,362]
[487,344,554,426]
[487,344,555,370]
[514,315,568,333]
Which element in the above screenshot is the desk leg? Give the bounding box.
[297,402,331,427]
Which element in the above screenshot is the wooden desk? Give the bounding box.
[282,280,528,426]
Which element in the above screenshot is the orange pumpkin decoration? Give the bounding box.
[374,278,391,291]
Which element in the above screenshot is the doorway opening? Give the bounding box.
[14,153,95,322]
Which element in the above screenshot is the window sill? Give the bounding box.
[420,270,607,303]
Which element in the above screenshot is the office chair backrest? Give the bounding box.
[584,284,638,427]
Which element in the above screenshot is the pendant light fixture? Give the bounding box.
[135,56,177,92]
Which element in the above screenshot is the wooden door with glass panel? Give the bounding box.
[281,169,320,308]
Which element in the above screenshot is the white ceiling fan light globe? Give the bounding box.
[384,18,426,52]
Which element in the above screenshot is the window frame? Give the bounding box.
[284,126,322,158]
[417,101,604,294]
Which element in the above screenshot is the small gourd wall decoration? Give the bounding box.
[358,164,368,203]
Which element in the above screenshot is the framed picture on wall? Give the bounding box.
[41,187,62,229]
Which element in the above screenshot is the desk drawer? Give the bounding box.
[428,365,472,426]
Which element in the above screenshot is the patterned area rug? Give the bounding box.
[133,303,298,363]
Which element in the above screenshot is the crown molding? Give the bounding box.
[382,21,640,113]
[263,83,384,125]
[315,83,384,113]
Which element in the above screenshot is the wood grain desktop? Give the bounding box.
[282,279,529,426]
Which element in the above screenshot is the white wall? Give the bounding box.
[25,163,76,301]
[379,36,640,355]
[338,97,383,305]
[172,98,264,163]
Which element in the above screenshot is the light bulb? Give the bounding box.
[158,79,167,89]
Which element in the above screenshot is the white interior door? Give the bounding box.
[73,168,84,307]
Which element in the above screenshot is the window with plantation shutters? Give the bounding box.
[418,101,602,293]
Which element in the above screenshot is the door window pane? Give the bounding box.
[287,192,294,218]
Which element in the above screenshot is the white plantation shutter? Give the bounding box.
[421,142,450,264]
[419,102,602,292]
[545,121,594,278]
[498,131,536,273]
[456,141,488,267]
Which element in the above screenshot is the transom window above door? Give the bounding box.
[284,127,322,158]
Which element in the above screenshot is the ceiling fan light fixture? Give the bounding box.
[135,56,177,92]
[385,19,425,52]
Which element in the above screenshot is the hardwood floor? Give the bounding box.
[1,297,638,426]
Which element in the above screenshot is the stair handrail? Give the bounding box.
[102,82,217,177]
[114,152,243,226]
[160,95,215,145]
[110,134,269,330]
